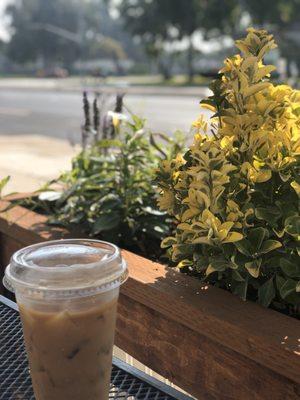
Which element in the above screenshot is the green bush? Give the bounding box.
[156,29,300,316]
[33,93,183,259]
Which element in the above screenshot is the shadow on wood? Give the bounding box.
[0,199,299,399]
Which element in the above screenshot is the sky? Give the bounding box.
[0,0,12,41]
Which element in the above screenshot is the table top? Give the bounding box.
[0,295,190,400]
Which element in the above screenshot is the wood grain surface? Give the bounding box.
[0,200,299,399]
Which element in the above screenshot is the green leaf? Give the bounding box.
[284,215,300,239]
[210,259,228,271]
[232,279,248,300]
[93,213,121,234]
[258,277,275,307]
[278,278,297,299]
[272,227,285,238]
[96,139,123,148]
[100,197,122,212]
[248,227,267,252]
[245,259,261,278]
[259,240,282,254]
[131,114,145,130]
[279,258,300,278]
[276,274,285,292]
[255,207,281,225]
[232,270,245,282]
[0,176,9,194]
[234,239,252,256]
[284,291,300,306]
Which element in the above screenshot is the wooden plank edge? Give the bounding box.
[0,199,299,385]
[116,293,300,400]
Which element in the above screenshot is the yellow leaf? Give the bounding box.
[223,232,243,243]
[192,236,211,245]
[263,102,277,116]
[248,31,261,45]
[212,185,225,201]
[257,42,277,60]
[227,199,239,209]
[220,221,235,232]
[253,160,265,169]
[220,164,237,174]
[191,221,206,230]
[220,136,233,149]
[235,41,251,55]
[177,259,192,269]
[181,208,199,221]
[201,103,216,112]
[244,82,270,98]
[201,209,215,223]
[177,223,193,231]
[255,169,272,183]
[234,222,243,229]
[161,236,176,248]
[206,264,217,276]
[291,181,300,197]
[255,65,276,81]
[218,229,229,241]
[241,56,257,71]
[227,212,238,222]
[196,191,211,209]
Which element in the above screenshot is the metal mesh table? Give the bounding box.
[0,296,189,400]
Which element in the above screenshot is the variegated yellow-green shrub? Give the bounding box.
[156,29,300,315]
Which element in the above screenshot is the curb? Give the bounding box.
[0,82,210,98]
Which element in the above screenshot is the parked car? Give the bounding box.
[36,67,69,78]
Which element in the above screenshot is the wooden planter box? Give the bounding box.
[0,198,299,400]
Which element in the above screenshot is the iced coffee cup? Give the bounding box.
[3,239,128,400]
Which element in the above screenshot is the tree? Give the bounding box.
[117,0,241,81]
[115,0,172,79]
[5,0,131,69]
[244,0,300,77]
[6,0,81,67]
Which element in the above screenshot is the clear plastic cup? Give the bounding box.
[3,239,128,400]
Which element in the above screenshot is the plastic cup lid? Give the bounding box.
[3,239,128,299]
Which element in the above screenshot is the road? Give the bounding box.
[0,88,209,143]
[0,87,210,194]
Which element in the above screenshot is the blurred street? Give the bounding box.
[0,86,207,141]
[0,86,209,194]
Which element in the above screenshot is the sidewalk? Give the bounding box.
[0,135,76,195]
[0,77,210,97]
